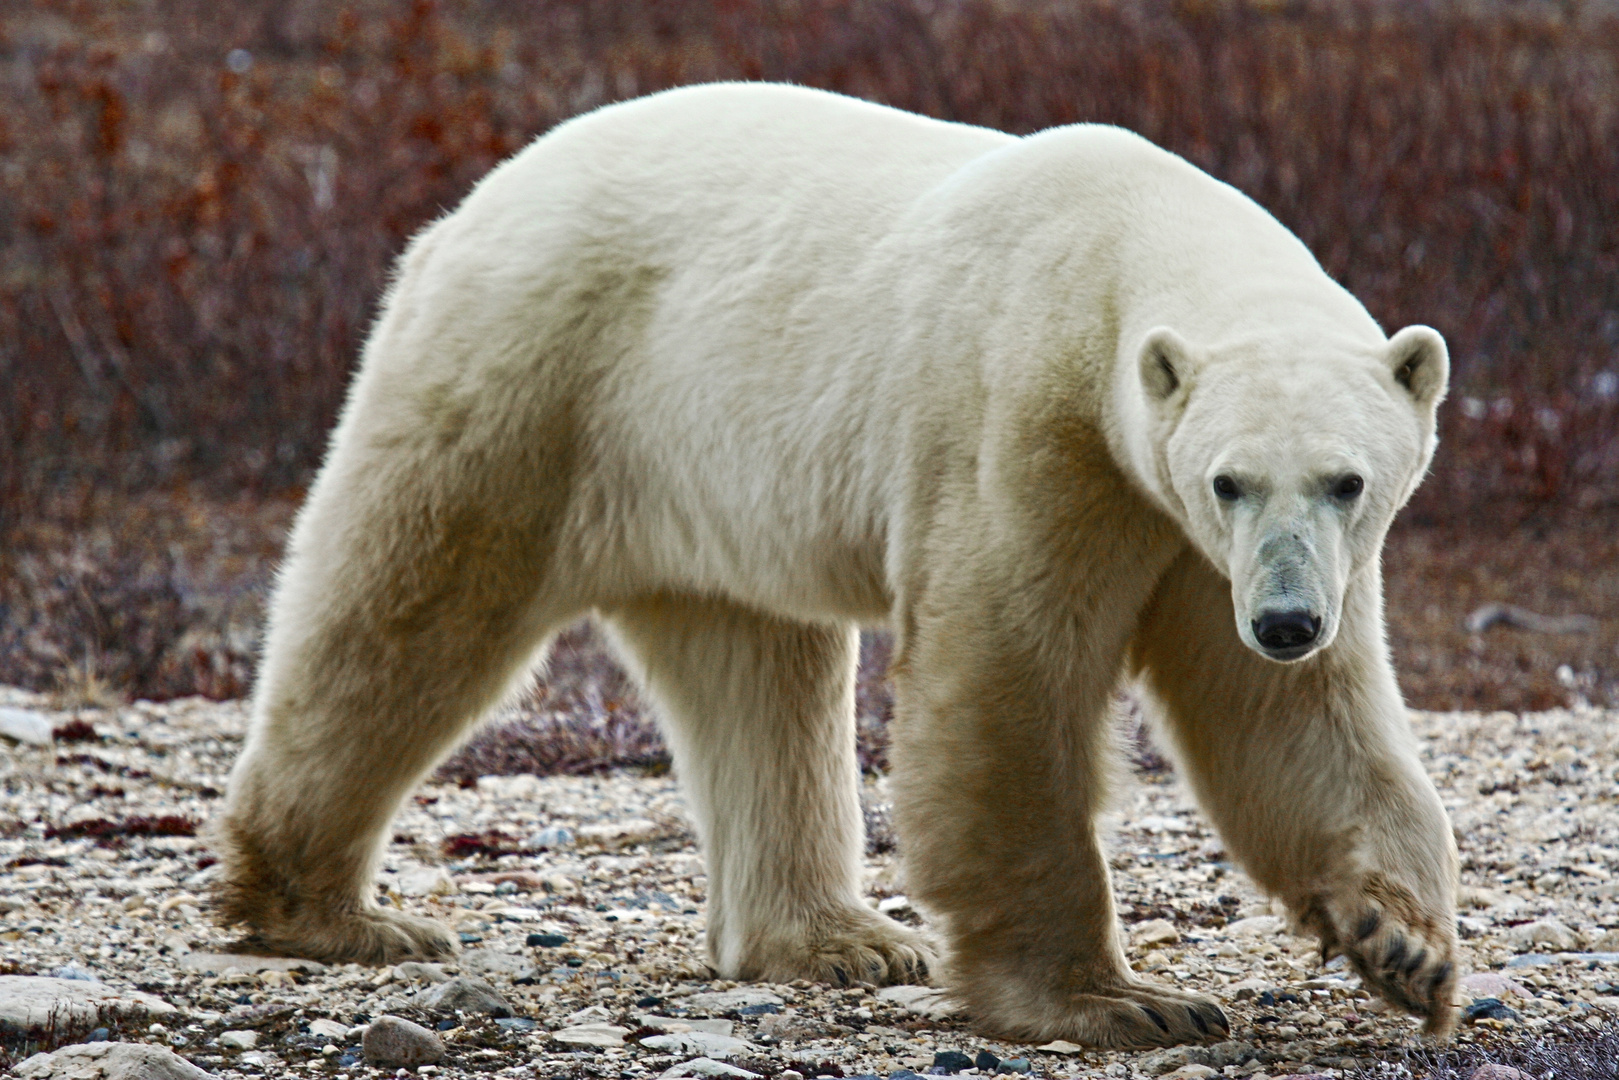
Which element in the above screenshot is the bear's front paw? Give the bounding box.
[240,904,460,966]
[1312,878,1457,1037]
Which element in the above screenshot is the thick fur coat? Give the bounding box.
[218,83,1458,1048]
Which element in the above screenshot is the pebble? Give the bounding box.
[527,932,570,947]
[394,960,452,983]
[0,976,177,1030]
[420,975,514,1016]
[218,1029,259,1049]
[1133,918,1181,946]
[363,1014,446,1067]
[12,1041,212,1079]
[932,1050,975,1072]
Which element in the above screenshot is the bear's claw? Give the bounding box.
[1312,880,1458,1038]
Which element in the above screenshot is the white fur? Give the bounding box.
[217,83,1457,1048]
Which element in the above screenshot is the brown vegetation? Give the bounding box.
[1,1,1615,727]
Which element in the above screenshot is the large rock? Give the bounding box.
[362,1015,445,1068]
[12,1041,210,1079]
[0,977,176,1030]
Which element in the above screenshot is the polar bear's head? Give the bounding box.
[1135,325,1448,662]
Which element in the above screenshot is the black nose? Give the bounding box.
[1253,610,1321,651]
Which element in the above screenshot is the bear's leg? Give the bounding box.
[890,577,1229,1048]
[216,429,572,964]
[1130,549,1458,1036]
[604,596,934,984]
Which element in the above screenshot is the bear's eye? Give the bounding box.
[1333,474,1365,499]
[1212,475,1240,501]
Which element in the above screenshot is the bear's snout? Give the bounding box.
[1251,609,1321,658]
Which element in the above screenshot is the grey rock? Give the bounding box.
[362,1015,445,1068]
[218,1029,259,1049]
[0,707,53,746]
[421,975,513,1017]
[12,1041,211,1079]
[0,976,177,1030]
[306,1017,349,1040]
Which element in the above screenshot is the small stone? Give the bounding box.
[1133,918,1181,946]
[1506,919,1578,952]
[1036,1041,1086,1055]
[527,932,570,948]
[12,1041,211,1079]
[1458,973,1532,1000]
[1592,929,1619,952]
[975,1050,1000,1072]
[1464,998,1520,1023]
[528,825,576,848]
[219,1029,259,1050]
[933,1050,975,1073]
[1469,1067,1531,1080]
[363,1015,446,1068]
[0,707,53,746]
[496,1017,539,1031]
[553,1022,632,1048]
[997,1060,1033,1075]
[421,976,513,1017]
[1166,1067,1218,1080]
[307,1017,349,1040]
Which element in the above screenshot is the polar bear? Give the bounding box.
[217,82,1458,1047]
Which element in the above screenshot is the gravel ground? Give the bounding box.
[1,686,1617,1077]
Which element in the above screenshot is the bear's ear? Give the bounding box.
[1137,326,1197,403]
[1385,325,1449,410]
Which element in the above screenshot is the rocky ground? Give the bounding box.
[0,687,1616,1078]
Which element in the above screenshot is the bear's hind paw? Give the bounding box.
[999,984,1229,1050]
